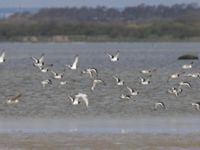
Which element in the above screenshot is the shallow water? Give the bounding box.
[0,42,200,149]
[0,117,200,135]
[0,43,200,150]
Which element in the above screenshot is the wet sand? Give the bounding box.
[0,133,200,150]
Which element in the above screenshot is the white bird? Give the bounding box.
[51,70,65,79]
[185,73,200,78]
[41,79,52,88]
[68,93,89,107]
[140,69,156,74]
[91,79,104,91]
[0,49,5,63]
[182,62,193,69]
[178,81,191,88]
[120,94,132,100]
[39,64,53,73]
[191,102,200,111]
[168,72,183,81]
[167,87,182,96]
[113,75,125,86]
[7,93,22,104]
[105,50,119,62]
[82,68,98,78]
[140,77,150,85]
[66,54,79,70]
[60,80,68,86]
[126,86,139,96]
[31,53,45,68]
[154,102,166,110]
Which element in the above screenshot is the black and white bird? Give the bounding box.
[182,62,193,69]
[7,93,22,104]
[59,80,68,86]
[140,69,156,74]
[140,77,150,85]
[105,50,119,62]
[66,54,79,70]
[51,70,65,79]
[82,68,98,78]
[126,86,139,96]
[168,72,183,81]
[68,93,89,107]
[113,75,125,86]
[31,53,45,68]
[39,64,53,73]
[191,102,200,111]
[185,73,200,78]
[41,79,52,88]
[91,79,104,91]
[167,87,182,96]
[0,49,5,63]
[154,102,166,110]
[120,94,132,100]
[178,81,191,88]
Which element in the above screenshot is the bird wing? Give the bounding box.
[11,93,22,100]
[90,68,98,77]
[72,55,79,69]
[51,70,57,76]
[113,75,119,82]
[39,53,45,63]
[76,93,89,107]
[114,51,119,58]
[91,81,96,90]
[0,50,5,59]
[31,56,39,63]
[127,86,132,93]
[105,52,112,59]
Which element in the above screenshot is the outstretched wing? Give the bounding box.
[0,50,5,62]
[11,93,22,100]
[114,50,119,58]
[76,93,89,107]
[31,56,38,63]
[39,53,45,63]
[72,55,79,69]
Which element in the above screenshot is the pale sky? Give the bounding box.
[0,0,199,8]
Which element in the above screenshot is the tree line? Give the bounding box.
[0,3,200,41]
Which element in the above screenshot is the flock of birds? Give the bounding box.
[1,48,200,112]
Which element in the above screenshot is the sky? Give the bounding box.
[0,0,199,8]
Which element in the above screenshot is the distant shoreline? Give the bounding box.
[1,35,200,43]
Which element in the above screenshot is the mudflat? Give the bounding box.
[0,133,200,150]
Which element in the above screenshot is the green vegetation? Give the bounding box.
[1,3,200,42]
[0,22,200,42]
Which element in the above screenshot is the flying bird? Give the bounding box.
[105,50,119,62]
[140,69,156,74]
[154,102,166,110]
[7,93,22,104]
[82,68,98,78]
[0,49,5,63]
[51,69,65,79]
[120,94,132,100]
[41,79,52,88]
[91,79,104,91]
[31,53,45,68]
[68,93,89,107]
[126,86,139,96]
[191,102,200,111]
[113,75,125,86]
[139,77,150,85]
[182,62,193,69]
[66,54,79,70]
